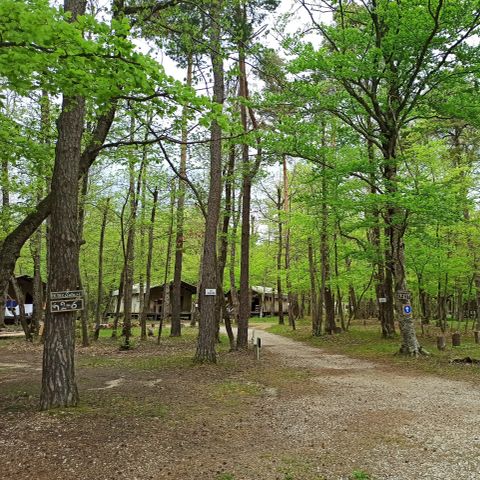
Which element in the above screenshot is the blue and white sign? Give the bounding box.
[403,305,412,315]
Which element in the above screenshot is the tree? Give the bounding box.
[40,0,86,410]
[287,0,480,355]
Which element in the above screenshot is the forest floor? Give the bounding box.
[0,322,479,480]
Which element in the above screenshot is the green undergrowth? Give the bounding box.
[268,319,480,381]
[211,380,263,406]
[79,330,232,370]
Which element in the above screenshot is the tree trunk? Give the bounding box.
[77,171,90,347]
[366,134,394,337]
[283,155,296,330]
[11,276,32,341]
[228,185,241,323]
[384,155,424,355]
[333,232,345,331]
[122,151,139,349]
[138,166,147,338]
[171,55,193,337]
[320,146,335,334]
[218,145,236,350]
[94,198,109,340]
[158,185,175,344]
[276,186,284,325]
[30,225,43,336]
[40,0,85,408]
[140,188,158,340]
[194,2,224,362]
[308,238,321,335]
[237,32,252,350]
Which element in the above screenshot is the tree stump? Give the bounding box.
[437,335,446,351]
[452,332,461,347]
[474,331,480,344]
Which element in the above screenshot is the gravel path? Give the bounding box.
[249,328,480,480]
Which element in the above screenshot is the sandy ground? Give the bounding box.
[0,329,479,480]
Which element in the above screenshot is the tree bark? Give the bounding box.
[77,171,90,347]
[40,0,86,408]
[158,185,175,344]
[384,154,424,355]
[94,198,110,340]
[308,237,321,335]
[276,185,284,325]
[195,1,224,362]
[218,144,236,350]
[237,23,252,350]
[140,188,158,340]
[283,155,296,330]
[366,134,395,337]
[319,138,335,334]
[171,55,193,337]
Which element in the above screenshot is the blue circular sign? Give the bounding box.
[403,305,412,314]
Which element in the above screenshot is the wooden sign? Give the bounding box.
[397,290,411,300]
[50,290,84,313]
[50,290,84,301]
[50,298,84,313]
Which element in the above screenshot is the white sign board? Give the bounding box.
[205,289,217,296]
[50,290,84,301]
[379,298,387,303]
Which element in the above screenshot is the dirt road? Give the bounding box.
[1,329,479,479]
[248,328,480,480]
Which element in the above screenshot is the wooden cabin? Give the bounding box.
[227,286,288,317]
[7,275,38,305]
[109,281,196,320]
[4,275,46,323]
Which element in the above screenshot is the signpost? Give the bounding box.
[397,290,411,300]
[50,290,84,313]
[403,305,412,315]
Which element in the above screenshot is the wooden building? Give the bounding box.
[4,275,45,322]
[227,286,289,317]
[110,281,196,319]
[7,275,38,304]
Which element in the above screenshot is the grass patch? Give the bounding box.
[0,383,40,413]
[268,319,480,382]
[212,380,262,406]
[44,395,168,419]
[350,471,371,480]
[78,353,192,370]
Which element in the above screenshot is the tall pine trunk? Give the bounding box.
[40,0,86,409]
[195,1,224,362]
[308,238,321,335]
[94,198,109,340]
[171,55,193,337]
[218,145,236,350]
[77,172,90,347]
[141,188,158,340]
[276,186,284,325]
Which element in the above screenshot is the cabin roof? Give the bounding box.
[112,280,196,297]
[251,286,275,295]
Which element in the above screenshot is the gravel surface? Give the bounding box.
[1,330,479,480]
[250,329,480,480]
